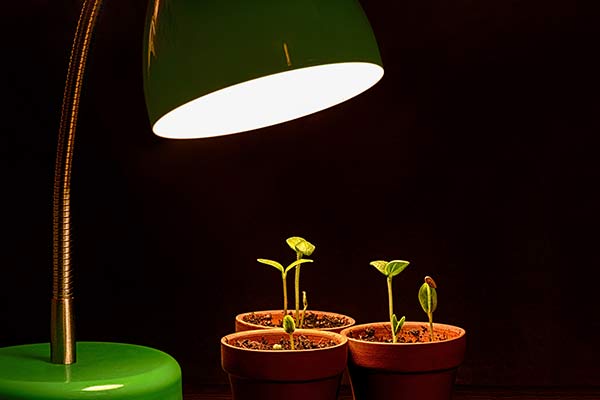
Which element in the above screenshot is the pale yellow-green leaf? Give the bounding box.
[295,240,315,256]
[370,260,388,276]
[284,258,313,273]
[257,258,284,273]
[286,237,304,251]
[286,236,315,256]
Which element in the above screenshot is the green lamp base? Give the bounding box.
[0,342,182,399]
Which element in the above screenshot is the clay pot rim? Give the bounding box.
[341,321,466,346]
[221,328,348,353]
[235,309,356,331]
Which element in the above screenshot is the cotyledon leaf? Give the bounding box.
[284,258,313,273]
[418,281,438,313]
[295,240,315,256]
[283,315,296,334]
[286,236,304,250]
[386,260,410,277]
[370,260,388,276]
[257,258,284,273]
[286,236,315,256]
[392,314,406,336]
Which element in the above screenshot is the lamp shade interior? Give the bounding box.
[143,0,384,139]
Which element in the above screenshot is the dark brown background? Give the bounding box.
[2,0,599,390]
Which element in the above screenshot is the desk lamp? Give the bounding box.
[0,0,383,398]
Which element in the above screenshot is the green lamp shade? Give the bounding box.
[143,0,384,139]
[0,342,181,400]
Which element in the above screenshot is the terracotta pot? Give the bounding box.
[341,321,466,400]
[235,310,355,333]
[221,328,348,400]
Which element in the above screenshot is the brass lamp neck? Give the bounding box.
[52,0,104,365]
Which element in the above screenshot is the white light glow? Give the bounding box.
[81,384,124,392]
[153,62,384,139]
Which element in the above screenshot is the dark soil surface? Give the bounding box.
[347,325,450,343]
[243,311,349,329]
[231,335,338,350]
[302,312,348,329]
[242,312,275,327]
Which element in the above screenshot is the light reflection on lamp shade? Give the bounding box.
[152,62,384,139]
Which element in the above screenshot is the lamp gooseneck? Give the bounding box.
[51,0,104,365]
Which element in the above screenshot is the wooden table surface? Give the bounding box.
[183,385,600,400]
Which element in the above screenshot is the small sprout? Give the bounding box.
[299,291,308,328]
[283,314,296,334]
[283,315,296,350]
[391,314,406,343]
[257,258,313,318]
[370,260,410,342]
[272,344,283,350]
[418,275,438,342]
[286,236,316,325]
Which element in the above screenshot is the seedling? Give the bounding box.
[283,315,296,350]
[392,314,406,343]
[299,291,308,328]
[286,236,315,326]
[257,258,313,318]
[370,260,409,343]
[418,276,438,342]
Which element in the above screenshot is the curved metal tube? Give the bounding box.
[52,0,104,365]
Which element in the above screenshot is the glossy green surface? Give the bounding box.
[143,0,383,130]
[0,342,182,399]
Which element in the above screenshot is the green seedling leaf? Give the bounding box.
[418,282,430,313]
[430,285,437,313]
[257,259,284,273]
[391,314,406,337]
[370,260,389,276]
[283,315,296,334]
[398,315,406,331]
[286,236,315,256]
[386,260,410,277]
[295,240,315,256]
[418,281,438,314]
[284,258,313,273]
[286,236,304,250]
